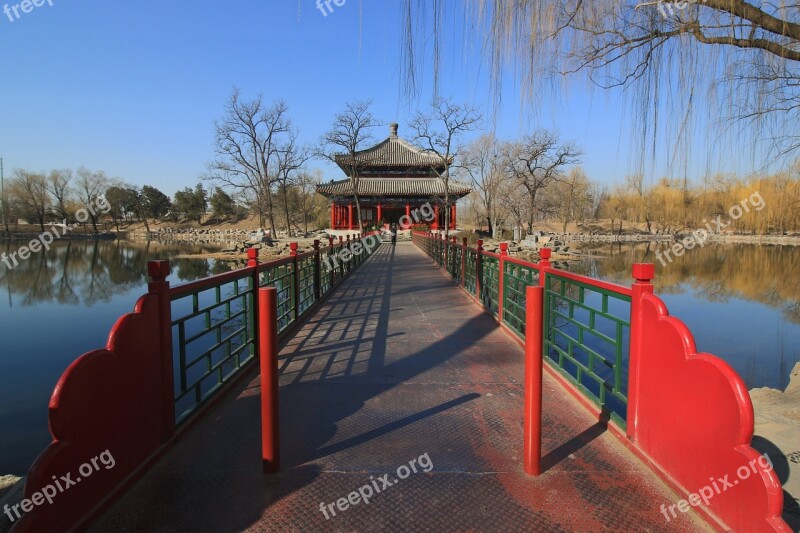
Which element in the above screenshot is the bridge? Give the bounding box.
[9,234,791,532]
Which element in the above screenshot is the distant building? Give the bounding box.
[316,123,471,230]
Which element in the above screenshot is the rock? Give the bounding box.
[750,362,800,528]
[0,475,24,533]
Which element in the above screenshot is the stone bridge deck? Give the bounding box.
[92,243,708,532]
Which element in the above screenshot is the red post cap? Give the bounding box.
[632,263,655,282]
[147,260,170,281]
[539,248,551,260]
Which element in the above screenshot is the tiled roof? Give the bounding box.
[334,136,451,171]
[316,177,471,198]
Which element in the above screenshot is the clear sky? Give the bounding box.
[0,0,770,196]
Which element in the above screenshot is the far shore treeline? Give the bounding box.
[2,95,799,238]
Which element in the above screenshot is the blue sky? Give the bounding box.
[0,0,765,196]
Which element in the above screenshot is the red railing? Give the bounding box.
[412,231,789,533]
[12,233,380,532]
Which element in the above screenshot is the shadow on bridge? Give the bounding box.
[91,243,709,533]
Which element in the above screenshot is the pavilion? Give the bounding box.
[316,123,471,231]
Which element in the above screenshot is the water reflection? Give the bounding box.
[0,240,242,308]
[573,242,800,324]
[0,239,241,476]
[570,242,800,390]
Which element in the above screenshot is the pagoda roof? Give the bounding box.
[334,124,452,174]
[316,177,471,199]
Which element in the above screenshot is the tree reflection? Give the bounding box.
[0,241,237,308]
[572,242,800,323]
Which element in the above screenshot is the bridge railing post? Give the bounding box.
[476,239,483,300]
[313,239,321,302]
[451,236,457,277]
[627,263,655,442]
[259,286,280,473]
[461,238,467,287]
[147,260,176,441]
[290,243,299,322]
[524,284,544,475]
[498,242,508,321]
[247,248,261,369]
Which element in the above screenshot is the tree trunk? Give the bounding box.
[282,184,291,234]
[266,187,276,236]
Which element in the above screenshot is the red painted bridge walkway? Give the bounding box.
[91,243,708,532]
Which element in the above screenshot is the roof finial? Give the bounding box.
[390,122,398,137]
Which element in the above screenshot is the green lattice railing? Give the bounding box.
[464,248,478,295]
[502,260,540,338]
[480,254,500,316]
[170,235,380,423]
[411,231,631,427]
[171,272,256,424]
[544,273,631,428]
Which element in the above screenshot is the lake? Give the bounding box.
[0,238,798,476]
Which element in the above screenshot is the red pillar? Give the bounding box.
[498,242,508,320]
[348,204,354,230]
[433,204,439,230]
[330,203,336,229]
[524,285,544,475]
[450,204,457,230]
[259,286,280,473]
[627,263,655,441]
[405,203,411,218]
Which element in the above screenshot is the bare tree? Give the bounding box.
[402,1,800,163]
[75,167,109,234]
[275,132,310,234]
[503,130,582,232]
[47,169,73,220]
[208,88,291,235]
[409,97,482,237]
[296,170,322,234]
[10,170,50,231]
[458,134,503,235]
[554,166,591,233]
[318,100,379,232]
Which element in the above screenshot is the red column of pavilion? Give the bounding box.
[348,204,354,230]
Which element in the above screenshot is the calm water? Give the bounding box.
[0,239,798,475]
[0,240,243,476]
[573,241,800,392]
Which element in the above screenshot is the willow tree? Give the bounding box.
[402,1,800,165]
